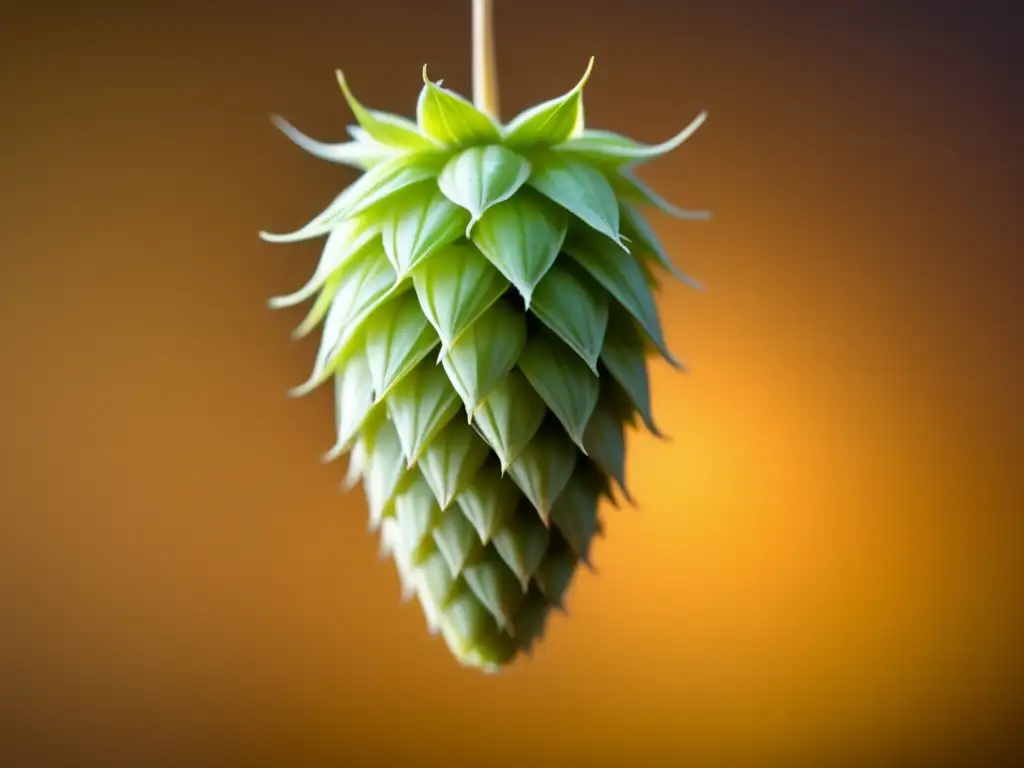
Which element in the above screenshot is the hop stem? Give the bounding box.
[472,0,500,121]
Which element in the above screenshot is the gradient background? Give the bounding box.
[3,0,1022,764]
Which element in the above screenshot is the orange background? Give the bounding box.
[3,0,1022,764]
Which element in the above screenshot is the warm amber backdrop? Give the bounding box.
[3,0,1022,764]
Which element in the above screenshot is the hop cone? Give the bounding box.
[263,58,706,672]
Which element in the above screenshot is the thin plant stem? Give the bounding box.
[471,0,500,120]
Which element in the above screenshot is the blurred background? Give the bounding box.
[2,0,1022,764]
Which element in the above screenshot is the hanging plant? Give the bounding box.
[262,0,708,672]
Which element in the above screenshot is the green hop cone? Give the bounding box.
[262,56,707,672]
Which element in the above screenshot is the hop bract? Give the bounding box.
[263,58,706,672]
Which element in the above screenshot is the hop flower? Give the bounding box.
[263,58,706,672]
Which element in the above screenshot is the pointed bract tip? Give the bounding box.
[677,111,708,144]
[680,209,713,221]
[666,351,688,372]
[287,377,320,398]
[636,111,710,160]
[266,294,298,310]
[334,69,352,103]
[335,69,366,118]
[621,488,639,509]
[320,443,344,464]
[421,63,431,85]
[259,228,319,244]
[579,56,596,89]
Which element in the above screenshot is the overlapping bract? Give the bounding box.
[264,58,706,671]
